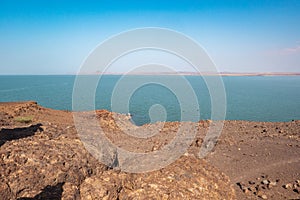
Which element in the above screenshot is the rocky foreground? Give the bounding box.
[0,101,299,199]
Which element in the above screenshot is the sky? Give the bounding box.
[0,0,300,74]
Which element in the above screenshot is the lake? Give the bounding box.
[1,75,299,125]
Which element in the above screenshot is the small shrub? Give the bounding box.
[14,116,33,123]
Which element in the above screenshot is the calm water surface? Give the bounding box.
[0,75,299,125]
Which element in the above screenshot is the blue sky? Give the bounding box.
[0,0,300,74]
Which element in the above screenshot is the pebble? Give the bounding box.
[248,186,255,192]
[268,181,277,189]
[283,183,292,189]
[293,183,298,189]
[260,194,268,199]
[262,180,269,185]
[249,181,255,185]
[152,146,158,151]
[242,188,249,194]
[257,190,267,199]
[256,190,262,196]
[269,181,276,186]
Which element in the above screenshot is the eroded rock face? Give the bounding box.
[0,102,235,199]
[0,124,107,199]
[0,182,14,200]
[80,155,235,200]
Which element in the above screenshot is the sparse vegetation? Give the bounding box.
[14,116,33,123]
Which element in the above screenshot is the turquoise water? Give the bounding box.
[0,75,300,125]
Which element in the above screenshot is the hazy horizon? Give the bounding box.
[1,71,300,76]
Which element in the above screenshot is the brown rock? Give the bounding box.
[242,188,250,194]
[260,194,268,199]
[0,122,107,198]
[256,190,268,199]
[249,180,256,185]
[283,183,293,189]
[80,156,236,200]
[269,181,277,186]
[0,182,14,200]
[62,182,80,200]
[0,102,235,199]
[267,181,277,189]
[80,172,122,200]
[248,185,257,192]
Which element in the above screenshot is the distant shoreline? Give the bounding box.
[81,72,300,76]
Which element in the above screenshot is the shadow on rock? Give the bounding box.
[17,182,64,200]
[0,123,43,147]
